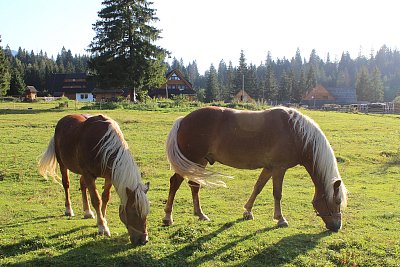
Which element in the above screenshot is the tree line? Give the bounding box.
[0,40,89,96]
[170,46,399,103]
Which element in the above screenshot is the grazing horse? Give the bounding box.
[163,106,348,231]
[39,114,150,245]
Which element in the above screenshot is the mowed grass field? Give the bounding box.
[0,102,399,267]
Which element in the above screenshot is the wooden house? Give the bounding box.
[148,69,196,99]
[92,88,125,102]
[48,73,94,102]
[233,90,255,103]
[24,86,37,102]
[301,85,357,107]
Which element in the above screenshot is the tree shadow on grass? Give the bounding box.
[232,231,331,267]
[3,219,331,267]
[0,108,66,115]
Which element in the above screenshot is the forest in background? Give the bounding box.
[0,43,399,103]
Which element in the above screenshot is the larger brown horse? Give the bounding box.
[39,114,150,245]
[164,106,348,231]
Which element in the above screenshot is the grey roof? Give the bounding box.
[326,87,357,105]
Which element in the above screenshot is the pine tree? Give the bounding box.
[355,66,370,101]
[88,0,167,100]
[306,66,317,91]
[8,58,26,95]
[264,64,277,102]
[205,64,219,102]
[370,67,384,102]
[0,36,11,96]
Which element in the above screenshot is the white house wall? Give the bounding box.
[76,93,94,102]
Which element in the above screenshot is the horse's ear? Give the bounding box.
[333,179,341,200]
[333,179,341,190]
[143,182,150,194]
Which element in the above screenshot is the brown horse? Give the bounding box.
[164,106,348,231]
[39,114,150,245]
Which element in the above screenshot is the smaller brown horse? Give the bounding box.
[164,106,348,231]
[39,114,150,245]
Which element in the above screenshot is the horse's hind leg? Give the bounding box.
[60,164,74,217]
[189,180,210,221]
[162,173,184,226]
[272,169,288,227]
[80,176,95,219]
[243,168,272,220]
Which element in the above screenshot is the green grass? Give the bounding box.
[0,102,399,266]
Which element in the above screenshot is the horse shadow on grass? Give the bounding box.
[4,219,330,267]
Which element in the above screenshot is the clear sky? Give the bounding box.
[1,0,399,73]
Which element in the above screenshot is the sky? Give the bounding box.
[0,0,399,73]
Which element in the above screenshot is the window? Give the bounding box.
[168,74,180,81]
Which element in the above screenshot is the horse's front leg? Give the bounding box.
[162,173,184,226]
[189,180,209,221]
[80,176,95,219]
[85,176,110,236]
[243,168,272,220]
[272,169,289,227]
[101,179,112,219]
[60,164,74,217]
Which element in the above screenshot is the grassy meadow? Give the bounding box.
[0,101,399,266]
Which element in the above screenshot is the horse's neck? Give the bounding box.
[302,156,325,194]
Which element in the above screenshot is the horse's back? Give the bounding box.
[177,106,299,169]
[54,114,111,176]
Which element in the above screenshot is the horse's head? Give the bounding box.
[312,179,346,232]
[119,183,150,245]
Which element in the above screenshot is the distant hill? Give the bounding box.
[11,50,17,56]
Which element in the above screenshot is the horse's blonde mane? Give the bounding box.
[286,107,347,208]
[96,118,149,217]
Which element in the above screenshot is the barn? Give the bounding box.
[301,85,357,107]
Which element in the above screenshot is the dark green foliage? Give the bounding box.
[88,0,167,99]
[0,36,11,96]
[205,64,219,102]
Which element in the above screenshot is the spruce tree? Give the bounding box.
[370,67,384,102]
[205,64,219,102]
[0,36,11,96]
[88,0,167,100]
[356,66,370,101]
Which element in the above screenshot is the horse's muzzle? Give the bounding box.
[130,233,149,245]
[326,221,342,232]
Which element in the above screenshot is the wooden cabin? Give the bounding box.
[233,90,255,103]
[92,88,125,102]
[148,69,196,100]
[301,85,357,107]
[48,73,94,102]
[24,86,37,102]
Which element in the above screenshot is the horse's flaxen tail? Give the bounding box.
[38,136,58,180]
[166,117,230,187]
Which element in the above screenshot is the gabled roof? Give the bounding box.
[165,69,193,89]
[48,73,94,94]
[326,87,357,104]
[25,86,37,93]
[148,68,196,98]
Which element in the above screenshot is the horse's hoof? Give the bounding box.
[98,225,111,237]
[83,210,95,219]
[65,209,75,217]
[277,218,289,228]
[162,219,173,226]
[243,211,254,220]
[198,214,210,221]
